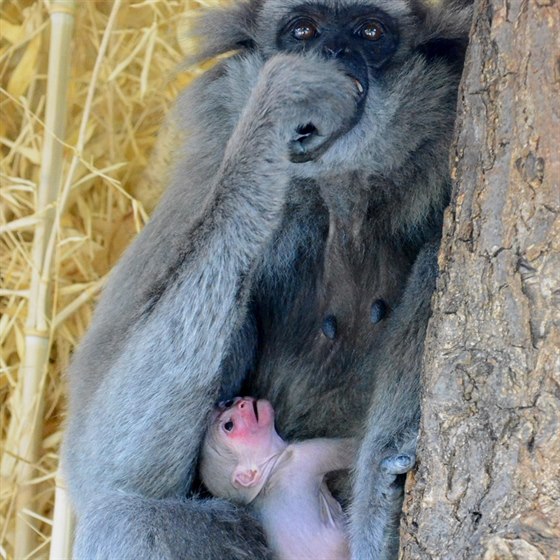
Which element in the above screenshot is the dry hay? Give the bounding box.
[0,0,224,557]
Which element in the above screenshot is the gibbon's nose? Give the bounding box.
[323,43,350,59]
[218,397,242,410]
[236,397,258,416]
[237,399,251,410]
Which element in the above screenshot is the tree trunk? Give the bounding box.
[401,1,559,559]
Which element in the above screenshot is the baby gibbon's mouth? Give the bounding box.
[253,400,259,422]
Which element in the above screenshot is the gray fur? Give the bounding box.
[63,0,472,558]
[350,241,440,560]
[74,494,272,560]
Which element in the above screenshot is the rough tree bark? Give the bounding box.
[401,0,559,559]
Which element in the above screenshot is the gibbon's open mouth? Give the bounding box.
[342,56,369,129]
[353,78,365,96]
[342,50,369,103]
[253,400,259,422]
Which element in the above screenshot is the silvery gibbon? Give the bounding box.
[63,0,473,558]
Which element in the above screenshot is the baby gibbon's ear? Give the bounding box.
[232,466,261,489]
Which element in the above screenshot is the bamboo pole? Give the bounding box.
[12,2,76,558]
[49,471,74,560]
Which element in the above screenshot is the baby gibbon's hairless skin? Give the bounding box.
[201,397,413,560]
[63,0,473,558]
[201,397,407,560]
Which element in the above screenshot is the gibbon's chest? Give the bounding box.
[247,213,415,441]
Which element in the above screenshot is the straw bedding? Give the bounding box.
[1,1,222,557]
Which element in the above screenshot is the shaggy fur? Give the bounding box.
[63,1,472,558]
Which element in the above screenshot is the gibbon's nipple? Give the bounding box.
[370,299,388,324]
[321,315,338,340]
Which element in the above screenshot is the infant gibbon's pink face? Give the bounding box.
[213,397,287,463]
[206,397,287,499]
[215,397,276,444]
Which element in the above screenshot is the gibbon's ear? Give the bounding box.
[410,0,474,65]
[186,0,263,64]
[232,466,262,489]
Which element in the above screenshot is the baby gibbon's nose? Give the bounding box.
[236,397,256,412]
[218,397,242,410]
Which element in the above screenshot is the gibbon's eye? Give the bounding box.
[223,420,234,432]
[291,18,319,41]
[356,20,385,41]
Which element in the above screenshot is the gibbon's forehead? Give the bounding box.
[259,0,414,22]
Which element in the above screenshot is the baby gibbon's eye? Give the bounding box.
[356,19,385,41]
[223,420,234,432]
[291,18,319,41]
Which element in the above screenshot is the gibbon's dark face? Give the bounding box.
[255,0,469,176]
[275,3,400,103]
